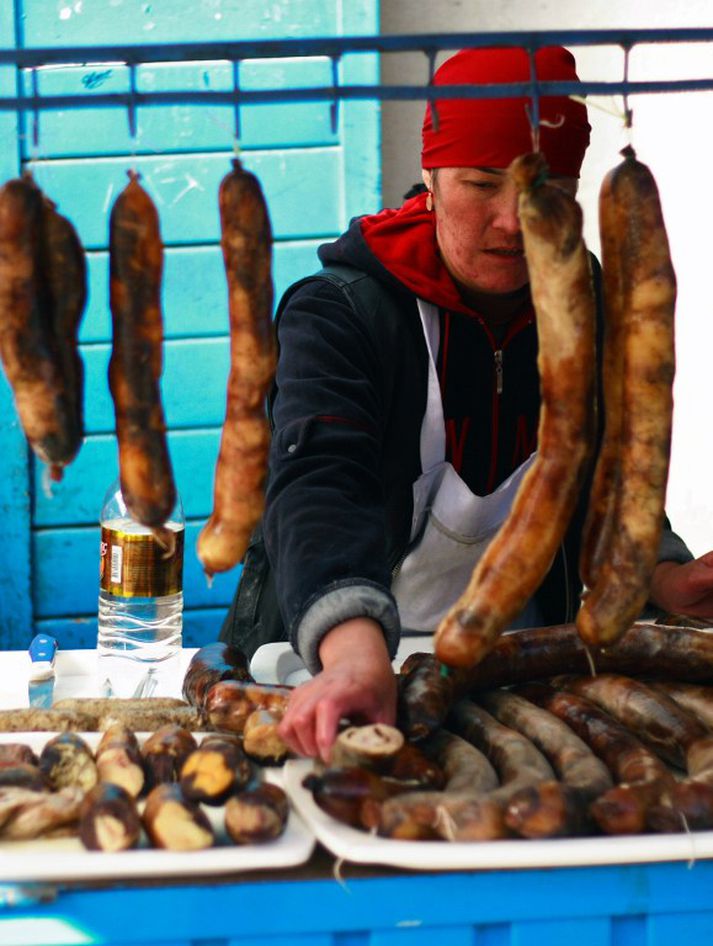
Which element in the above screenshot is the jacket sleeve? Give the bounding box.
[263,278,401,673]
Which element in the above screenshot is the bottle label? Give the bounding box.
[100,526,184,597]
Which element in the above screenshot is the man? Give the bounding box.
[221,46,713,761]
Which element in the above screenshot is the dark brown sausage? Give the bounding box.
[197,157,276,577]
[0,174,83,480]
[224,782,289,844]
[435,152,596,668]
[445,622,713,693]
[577,147,676,648]
[141,725,197,789]
[79,782,141,852]
[648,735,713,832]
[397,652,454,741]
[182,642,253,708]
[556,674,707,768]
[478,689,613,802]
[648,681,713,731]
[204,680,291,735]
[578,154,627,592]
[109,169,176,530]
[39,193,86,474]
[518,682,673,834]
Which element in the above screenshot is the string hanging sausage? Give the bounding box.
[109,170,176,533]
[197,157,276,577]
[435,152,597,668]
[577,147,676,648]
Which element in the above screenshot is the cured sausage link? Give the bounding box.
[556,673,707,768]
[40,194,87,476]
[578,160,626,590]
[0,174,84,480]
[477,689,612,802]
[648,735,713,832]
[577,147,676,648]
[109,170,176,528]
[517,682,673,834]
[435,152,596,668]
[197,158,276,577]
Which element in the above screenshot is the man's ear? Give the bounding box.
[421,169,432,190]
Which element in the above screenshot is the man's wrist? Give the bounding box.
[318,617,389,669]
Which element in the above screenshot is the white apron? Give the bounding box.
[390,299,542,633]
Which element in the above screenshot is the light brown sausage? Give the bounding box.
[435,152,596,668]
[197,158,276,577]
[109,169,176,530]
[577,147,676,648]
[578,156,626,591]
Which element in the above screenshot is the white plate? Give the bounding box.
[250,636,435,686]
[284,758,713,871]
[0,732,315,882]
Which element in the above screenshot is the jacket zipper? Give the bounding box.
[494,349,504,395]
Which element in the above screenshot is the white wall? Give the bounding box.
[380,0,713,557]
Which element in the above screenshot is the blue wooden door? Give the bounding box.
[0,1,380,650]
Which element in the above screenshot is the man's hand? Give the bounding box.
[277,617,397,763]
[650,551,713,619]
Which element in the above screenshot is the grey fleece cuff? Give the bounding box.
[294,581,401,675]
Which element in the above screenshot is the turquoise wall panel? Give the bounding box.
[27,149,343,250]
[0,0,380,649]
[82,240,323,343]
[33,521,241,618]
[38,608,230,649]
[20,0,339,46]
[33,429,223,527]
[80,338,230,433]
[22,59,339,157]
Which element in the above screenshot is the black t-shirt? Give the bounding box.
[437,307,541,495]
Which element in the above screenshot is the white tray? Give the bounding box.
[284,758,713,871]
[0,733,315,882]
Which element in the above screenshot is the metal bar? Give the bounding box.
[2,28,713,67]
[0,77,712,113]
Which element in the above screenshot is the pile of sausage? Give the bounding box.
[0,159,275,567]
[0,720,289,852]
[304,621,713,842]
[435,147,677,668]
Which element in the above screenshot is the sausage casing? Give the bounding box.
[197,158,276,576]
[435,153,596,668]
[109,170,176,528]
[577,147,676,647]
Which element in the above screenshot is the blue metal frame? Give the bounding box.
[1,28,713,116]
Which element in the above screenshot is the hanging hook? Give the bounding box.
[127,61,138,141]
[526,46,541,153]
[30,67,40,153]
[232,59,241,143]
[425,47,439,132]
[622,43,634,130]
[329,55,341,135]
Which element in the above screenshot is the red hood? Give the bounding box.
[359,192,476,314]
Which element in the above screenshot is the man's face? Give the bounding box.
[424,166,576,298]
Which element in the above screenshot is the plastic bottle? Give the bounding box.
[97,478,185,697]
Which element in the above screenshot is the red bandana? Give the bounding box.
[421,46,590,178]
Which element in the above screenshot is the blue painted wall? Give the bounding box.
[0,0,381,649]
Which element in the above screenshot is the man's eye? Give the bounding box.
[468,181,496,191]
